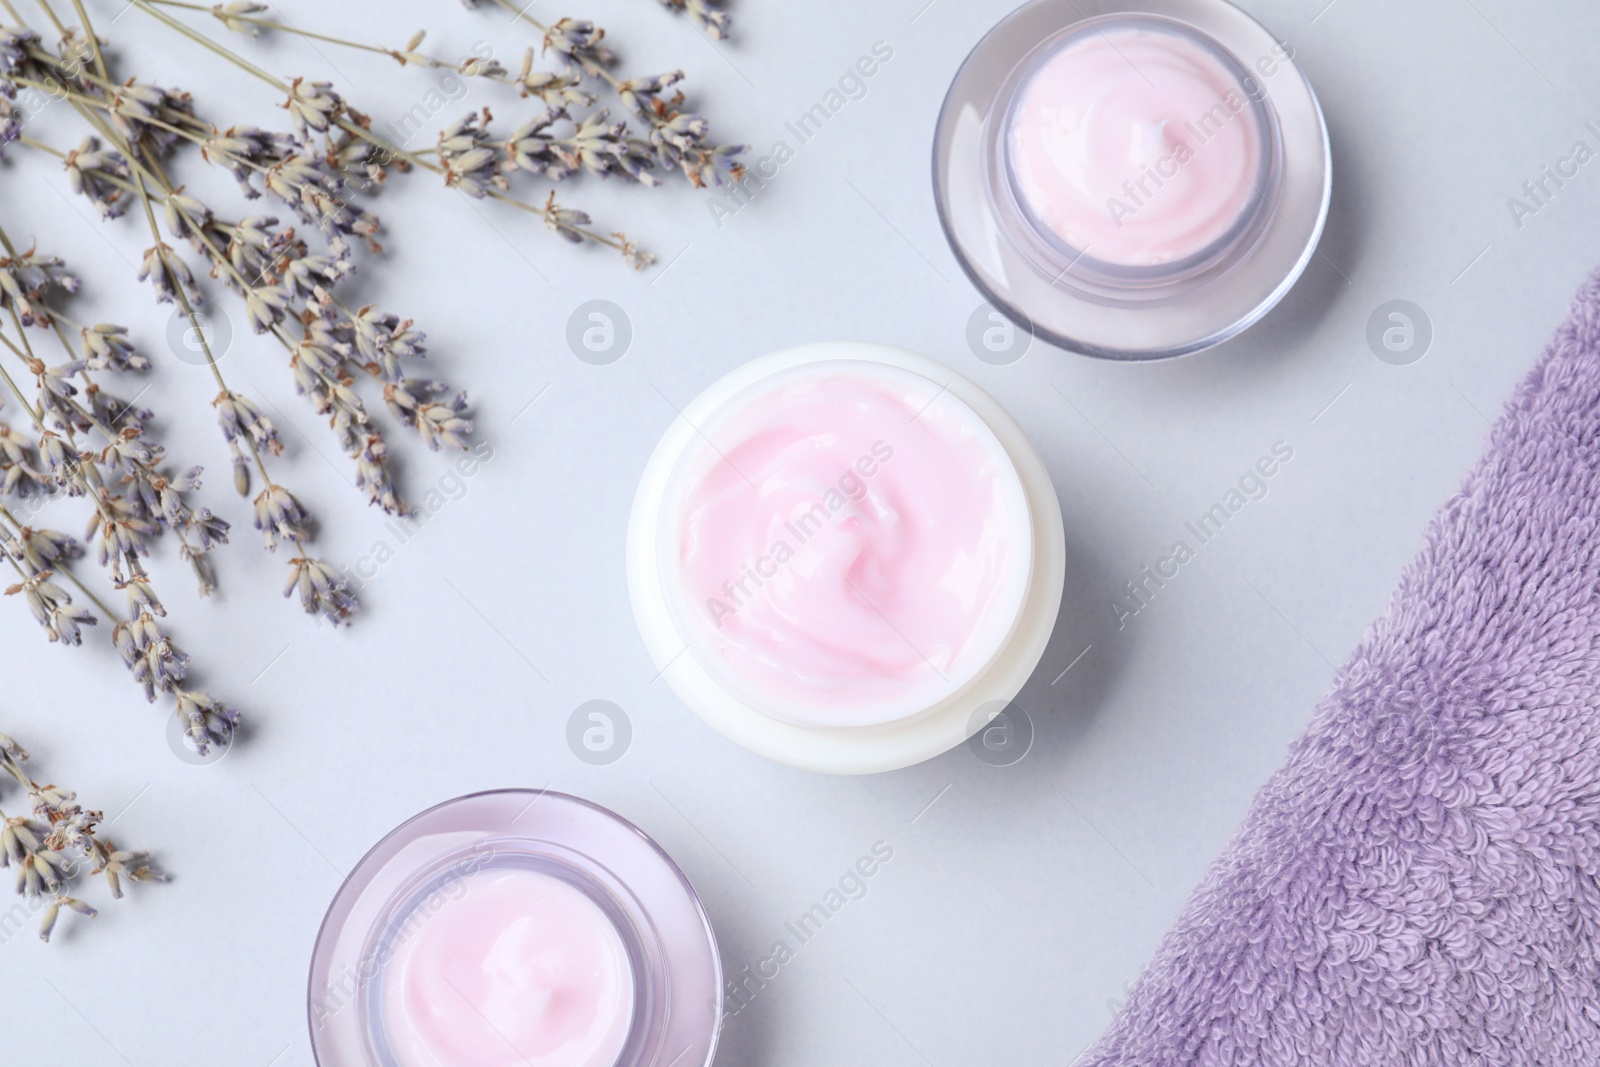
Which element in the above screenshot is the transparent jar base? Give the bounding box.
[308,791,722,1067]
[934,0,1330,360]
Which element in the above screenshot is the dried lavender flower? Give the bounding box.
[354,435,401,511]
[213,2,270,35]
[0,729,163,941]
[348,306,424,381]
[384,379,471,451]
[206,125,297,195]
[499,108,567,179]
[0,422,49,495]
[284,555,355,622]
[617,71,746,188]
[652,0,732,40]
[7,526,81,570]
[0,97,20,161]
[515,60,594,108]
[542,190,593,244]
[117,608,192,702]
[4,569,96,645]
[136,242,204,306]
[244,281,291,334]
[173,688,237,754]
[252,482,307,550]
[63,137,131,219]
[162,188,213,242]
[542,18,614,70]
[284,77,344,138]
[0,247,79,327]
[213,389,281,493]
[80,324,149,371]
[439,108,505,198]
[106,79,195,154]
[0,29,40,77]
[566,108,657,182]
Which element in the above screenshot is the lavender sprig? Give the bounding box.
[2,47,379,624]
[0,236,241,729]
[5,37,457,513]
[0,0,746,651]
[139,0,736,211]
[127,176,360,624]
[0,730,163,942]
[121,1,652,263]
[0,230,226,597]
[14,29,487,524]
[483,2,748,188]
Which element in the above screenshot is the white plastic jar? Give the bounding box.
[628,342,1065,774]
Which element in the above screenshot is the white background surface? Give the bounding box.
[4,0,1600,1064]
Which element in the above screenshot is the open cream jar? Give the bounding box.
[628,342,1065,774]
[934,0,1330,359]
[308,790,722,1067]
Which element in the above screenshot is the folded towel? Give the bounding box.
[1084,272,1600,1067]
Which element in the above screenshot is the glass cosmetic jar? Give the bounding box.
[934,0,1330,359]
[628,341,1066,774]
[308,790,722,1067]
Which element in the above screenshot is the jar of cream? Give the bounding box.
[308,790,722,1067]
[628,342,1066,774]
[934,0,1330,359]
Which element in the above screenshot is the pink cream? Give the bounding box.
[672,364,1031,728]
[379,868,635,1067]
[1007,25,1262,266]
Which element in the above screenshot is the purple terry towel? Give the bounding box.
[1083,272,1600,1067]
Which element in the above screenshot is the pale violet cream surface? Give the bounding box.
[670,363,1031,728]
[1008,24,1262,266]
[379,868,634,1067]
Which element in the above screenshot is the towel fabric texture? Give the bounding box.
[1084,271,1600,1066]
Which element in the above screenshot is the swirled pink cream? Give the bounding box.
[1007,24,1263,266]
[671,362,1032,727]
[380,868,634,1067]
